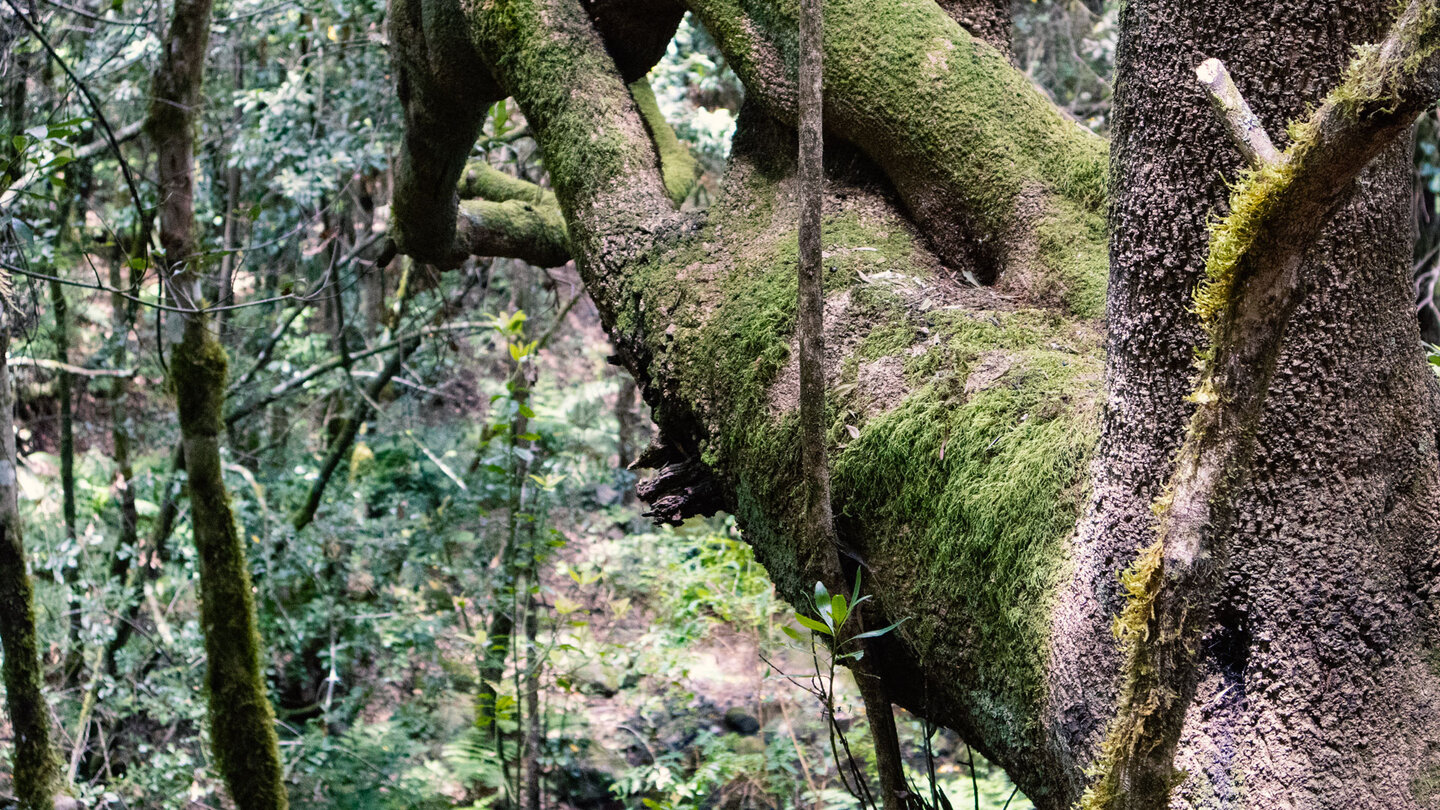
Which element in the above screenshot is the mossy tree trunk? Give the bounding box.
[0,309,65,810]
[147,0,289,805]
[389,0,1440,806]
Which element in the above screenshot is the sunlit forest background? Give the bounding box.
[2,0,1433,807]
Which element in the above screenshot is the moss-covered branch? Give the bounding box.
[681,0,1108,314]
[456,198,571,267]
[629,78,701,204]
[387,0,502,265]
[466,0,680,284]
[1083,4,1440,806]
[387,0,683,265]
[458,163,556,205]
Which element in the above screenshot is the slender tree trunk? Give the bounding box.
[796,4,908,808]
[0,306,65,810]
[105,255,139,640]
[148,0,288,805]
[523,587,542,810]
[48,278,82,685]
[290,337,421,530]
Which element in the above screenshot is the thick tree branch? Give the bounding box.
[467,0,679,280]
[387,0,682,265]
[456,198,571,267]
[1085,4,1440,806]
[681,0,1107,305]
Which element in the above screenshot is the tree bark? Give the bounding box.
[937,0,1011,56]
[1056,0,1440,807]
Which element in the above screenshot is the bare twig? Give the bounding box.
[1195,58,1283,168]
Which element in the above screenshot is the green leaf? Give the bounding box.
[781,624,806,642]
[794,614,831,636]
[849,617,908,642]
[518,403,536,419]
[830,593,848,630]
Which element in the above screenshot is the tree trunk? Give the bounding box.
[1052,1,1440,806]
[391,0,1440,806]
[148,0,289,805]
[0,308,64,810]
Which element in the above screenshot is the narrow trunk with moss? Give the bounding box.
[173,318,288,810]
[0,307,64,810]
[148,0,289,804]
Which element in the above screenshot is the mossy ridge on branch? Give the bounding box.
[618,122,1102,757]
[687,0,1110,297]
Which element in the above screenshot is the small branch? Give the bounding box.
[458,163,554,205]
[8,357,135,377]
[73,120,145,160]
[291,337,422,530]
[224,320,494,426]
[1195,58,1282,169]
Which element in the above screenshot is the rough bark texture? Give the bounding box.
[391,0,1440,806]
[1052,0,1440,807]
[938,0,1011,56]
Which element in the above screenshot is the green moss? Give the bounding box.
[0,515,63,810]
[1412,764,1440,802]
[1330,1,1440,118]
[661,201,1099,735]
[1036,202,1110,319]
[172,316,228,437]
[458,162,556,205]
[629,79,701,204]
[173,314,289,810]
[471,0,672,239]
[689,0,1110,288]
[1194,122,1313,343]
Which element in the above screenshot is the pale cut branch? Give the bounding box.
[8,357,135,377]
[1195,58,1282,168]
